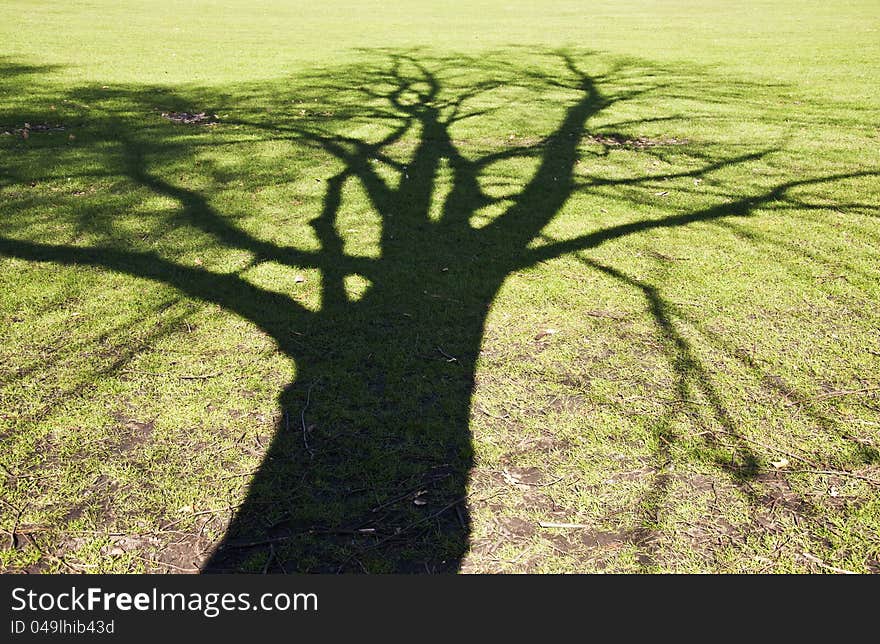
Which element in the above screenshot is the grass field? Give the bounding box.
[1,1,878,573]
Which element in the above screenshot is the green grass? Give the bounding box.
[1,1,878,574]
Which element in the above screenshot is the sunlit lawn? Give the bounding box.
[1,1,878,573]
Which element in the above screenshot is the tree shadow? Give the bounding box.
[1,49,875,572]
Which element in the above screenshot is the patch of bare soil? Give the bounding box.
[160,111,219,125]
[115,418,155,453]
[498,466,545,485]
[586,133,688,149]
[751,471,811,515]
[540,527,633,571]
[494,435,571,469]
[602,465,657,484]
[496,517,536,539]
[2,123,66,138]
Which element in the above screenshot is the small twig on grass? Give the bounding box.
[338,488,507,571]
[785,469,880,487]
[369,476,452,514]
[262,544,276,574]
[436,346,459,363]
[712,430,819,468]
[121,369,222,380]
[815,274,847,284]
[301,381,316,459]
[219,469,260,481]
[56,557,94,573]
[8,506,25,549]
[0,463,44,481]
[623,395,711,406]
[801,552,857,575]
[585,310,628,321]
[0,498,27,549]
[538,521,591,529]
[502,470,567,488]
[158,507,234,533]
[505,548,531,567]
[30,535,88,573]
[646,251,689,262]
[477,405,512,422]
[455,504,467,530]
[370,496,469,549]
[339,500,467,573]
[786,386,880,407]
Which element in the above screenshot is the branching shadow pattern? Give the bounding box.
[1,50,876,572]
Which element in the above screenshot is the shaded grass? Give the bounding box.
[1,3,879,574]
